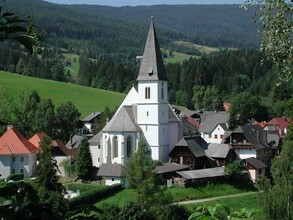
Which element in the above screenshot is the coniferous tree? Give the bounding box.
[76,138,93,180]
[125,140,172,218]
[36,136,68,219]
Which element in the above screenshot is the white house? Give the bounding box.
[0,127,38,179]
[199,111,228,144]
[91,18,182,187]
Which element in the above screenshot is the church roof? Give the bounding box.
[137,17,167,81]
[103,105,141,132]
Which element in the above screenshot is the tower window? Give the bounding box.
[145,87,150,99]
[146,111,149,117]
[161,82,164,99]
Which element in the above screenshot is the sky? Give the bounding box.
[45,0,245,7]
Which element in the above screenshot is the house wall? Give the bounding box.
[90,143,102,168]
[0,155,11,178]
[55,155,68,176]
[236,149,257,159]
[105,177,124,186]
[201,125,225,144]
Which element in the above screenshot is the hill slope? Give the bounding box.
[0,71,125,118]
[4,0,259,64]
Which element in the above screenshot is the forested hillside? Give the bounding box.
[4,0,259,64]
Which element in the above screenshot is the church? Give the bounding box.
[90,18,182,186]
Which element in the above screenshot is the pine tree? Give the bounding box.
[125,140,172,217]
[76,138,93,180]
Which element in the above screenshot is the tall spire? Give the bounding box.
[137,17,167,81]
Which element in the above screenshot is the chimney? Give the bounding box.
[7,125,13,130]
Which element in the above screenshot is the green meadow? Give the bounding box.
[0,71,125,118]
[63,53,80,80]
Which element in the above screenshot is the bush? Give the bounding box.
[7,173,24,181]
[69,184,122,209]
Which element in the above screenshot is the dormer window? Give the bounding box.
[148,68,153,76]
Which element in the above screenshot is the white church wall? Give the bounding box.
[89,144,102,168]
[120,86,139,107]
[137,81,159,103]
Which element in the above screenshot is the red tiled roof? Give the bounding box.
[186,116,200,129]
[0,128,39,155]
[223,102,231,112]
[267,117,291,130]
[29,132,48,148]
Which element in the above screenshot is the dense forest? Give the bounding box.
[4,0,259,64]
[1,0,292,121]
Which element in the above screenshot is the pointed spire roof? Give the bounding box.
[137,17,167,81]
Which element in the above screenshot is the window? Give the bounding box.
[20,169,24,174]
[112,178,115,181]
[145,87,150,99]
[20,157,24,162]
[127,136,132,157]
[11,169,15,174]
[243,139,247,144]
[98,157,100,162]
[161,83,164,100]
[233,139,236,144]
[146,111,149,117]
[214,134,218,139]
[220,135,223,139]
[98,145,100,150]
[258,169,262,175]
[12,157,15,162]
[113,136,118,158]
[209,134,212,138]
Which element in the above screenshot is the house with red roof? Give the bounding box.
[0,127,38,179]
[29,132,73,176]
[264,117,291,138]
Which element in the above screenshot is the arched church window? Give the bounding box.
[113,136,118,158]
[126,136,132,157]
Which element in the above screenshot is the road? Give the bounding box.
[173,191,260,205]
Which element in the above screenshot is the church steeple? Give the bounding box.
[137,17,167,81]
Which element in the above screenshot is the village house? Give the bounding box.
[198,111,229,144]
[0,127,38,179]
[222,124,277,166]
[82,111,101,135]
[264,117,291,138]
[90,18,182,187]
[29,132,72,176]
[241,157,267,183]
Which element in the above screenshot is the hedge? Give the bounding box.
[69,184,122,209]
[7,173,24,181]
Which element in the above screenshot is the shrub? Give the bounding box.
[69,184,122,209]
[7,173,24,181]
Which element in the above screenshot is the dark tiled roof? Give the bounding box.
[177,167,225,180]
[180,116,200,137]
[244,157,267,169]
[97,163,125,177]
[88,131,102,145]
[199,111,228,133]
[206,144,232,158]
[137,17,167,81]
[170,136,208,158]
[155,162,190,174]
[65,135,83,149]
[239,125,270,149]
[82,112,101,122]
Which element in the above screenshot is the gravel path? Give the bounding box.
[173,191,259,205]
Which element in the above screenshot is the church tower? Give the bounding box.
[137,17,169,162]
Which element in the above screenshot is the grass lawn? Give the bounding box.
[183,192,265,219]
[0,71,125,118]
[64,183,107,195]
[95,189,136,208]
[164,51,198,63]
[63,53,80,80]
[169,183,256,202]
